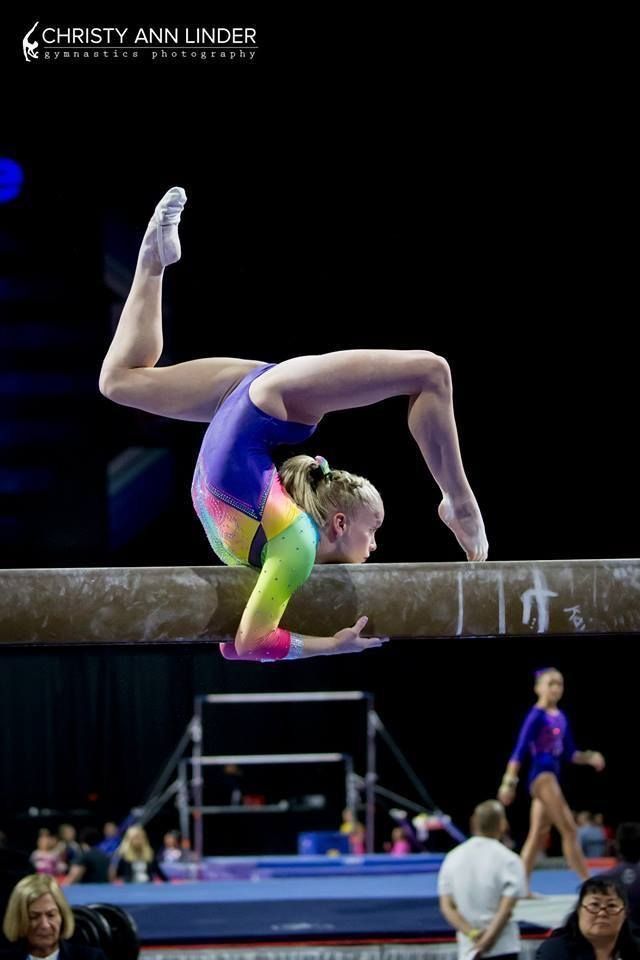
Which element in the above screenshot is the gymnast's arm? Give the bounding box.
[565,721,606,770]
[498,708,544,804]
[571,750,605,770]
[219,523,388,662]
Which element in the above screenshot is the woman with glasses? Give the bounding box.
[536,877,640,959]
[497,668,605,887]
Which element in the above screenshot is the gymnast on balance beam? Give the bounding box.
[99,188,488,662]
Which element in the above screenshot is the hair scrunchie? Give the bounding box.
[313,455,332,477]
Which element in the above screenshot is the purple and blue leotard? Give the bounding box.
[191,364,318,661]
[510,707,577,789]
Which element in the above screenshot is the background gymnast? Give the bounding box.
[498,667,605,887]
[99,187,488,662]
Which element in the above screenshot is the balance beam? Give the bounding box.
[0,560,638,646]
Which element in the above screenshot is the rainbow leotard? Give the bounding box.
[191,364,318,660]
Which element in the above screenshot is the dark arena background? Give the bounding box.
[0,13,637,960]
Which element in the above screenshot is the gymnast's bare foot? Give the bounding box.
[438,494,488,561]
[140,186,187,273]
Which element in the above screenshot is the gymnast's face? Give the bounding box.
[336,502,384,564]
[535,669,564,705]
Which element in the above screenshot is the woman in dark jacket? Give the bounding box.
[0,873,106,959]
[537,877,640,960]
[108,825,167,884]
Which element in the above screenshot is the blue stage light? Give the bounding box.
[0,158,24,203]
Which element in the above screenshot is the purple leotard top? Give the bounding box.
[510,707,577,787]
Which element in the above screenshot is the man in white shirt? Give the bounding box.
[438,799,527,960]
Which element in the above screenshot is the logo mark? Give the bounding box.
[23,21,39,62]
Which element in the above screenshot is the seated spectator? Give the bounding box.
[577,812,608,859]
[0,872,106,958]
[97,821,120,857]
[109,826,168,884]
[340,808,366,855]
[55,825,81,868]
[178,837,198,863]
[387,809,428,854]
[66,829,110,885]
[158,830,183,864]
[536,877,640,960]
[598,823,640,934]
[29,830,67,878]
[389,827,412,856]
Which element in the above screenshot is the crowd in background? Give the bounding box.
[3,806,640,958]
[0,821,194,887]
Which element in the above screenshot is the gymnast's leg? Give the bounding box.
[250,350,488,560]
[99,187,264,423]
[519,795,553,884]
[526,773,589,881]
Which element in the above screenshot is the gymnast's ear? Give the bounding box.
[329,512,348,536]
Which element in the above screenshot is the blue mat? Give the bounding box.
[65,859,580,945]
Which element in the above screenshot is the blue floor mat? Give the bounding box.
[65,861,580,945]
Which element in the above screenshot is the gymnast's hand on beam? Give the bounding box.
[332,616,389,654]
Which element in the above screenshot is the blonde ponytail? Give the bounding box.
[278,455,381,528]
